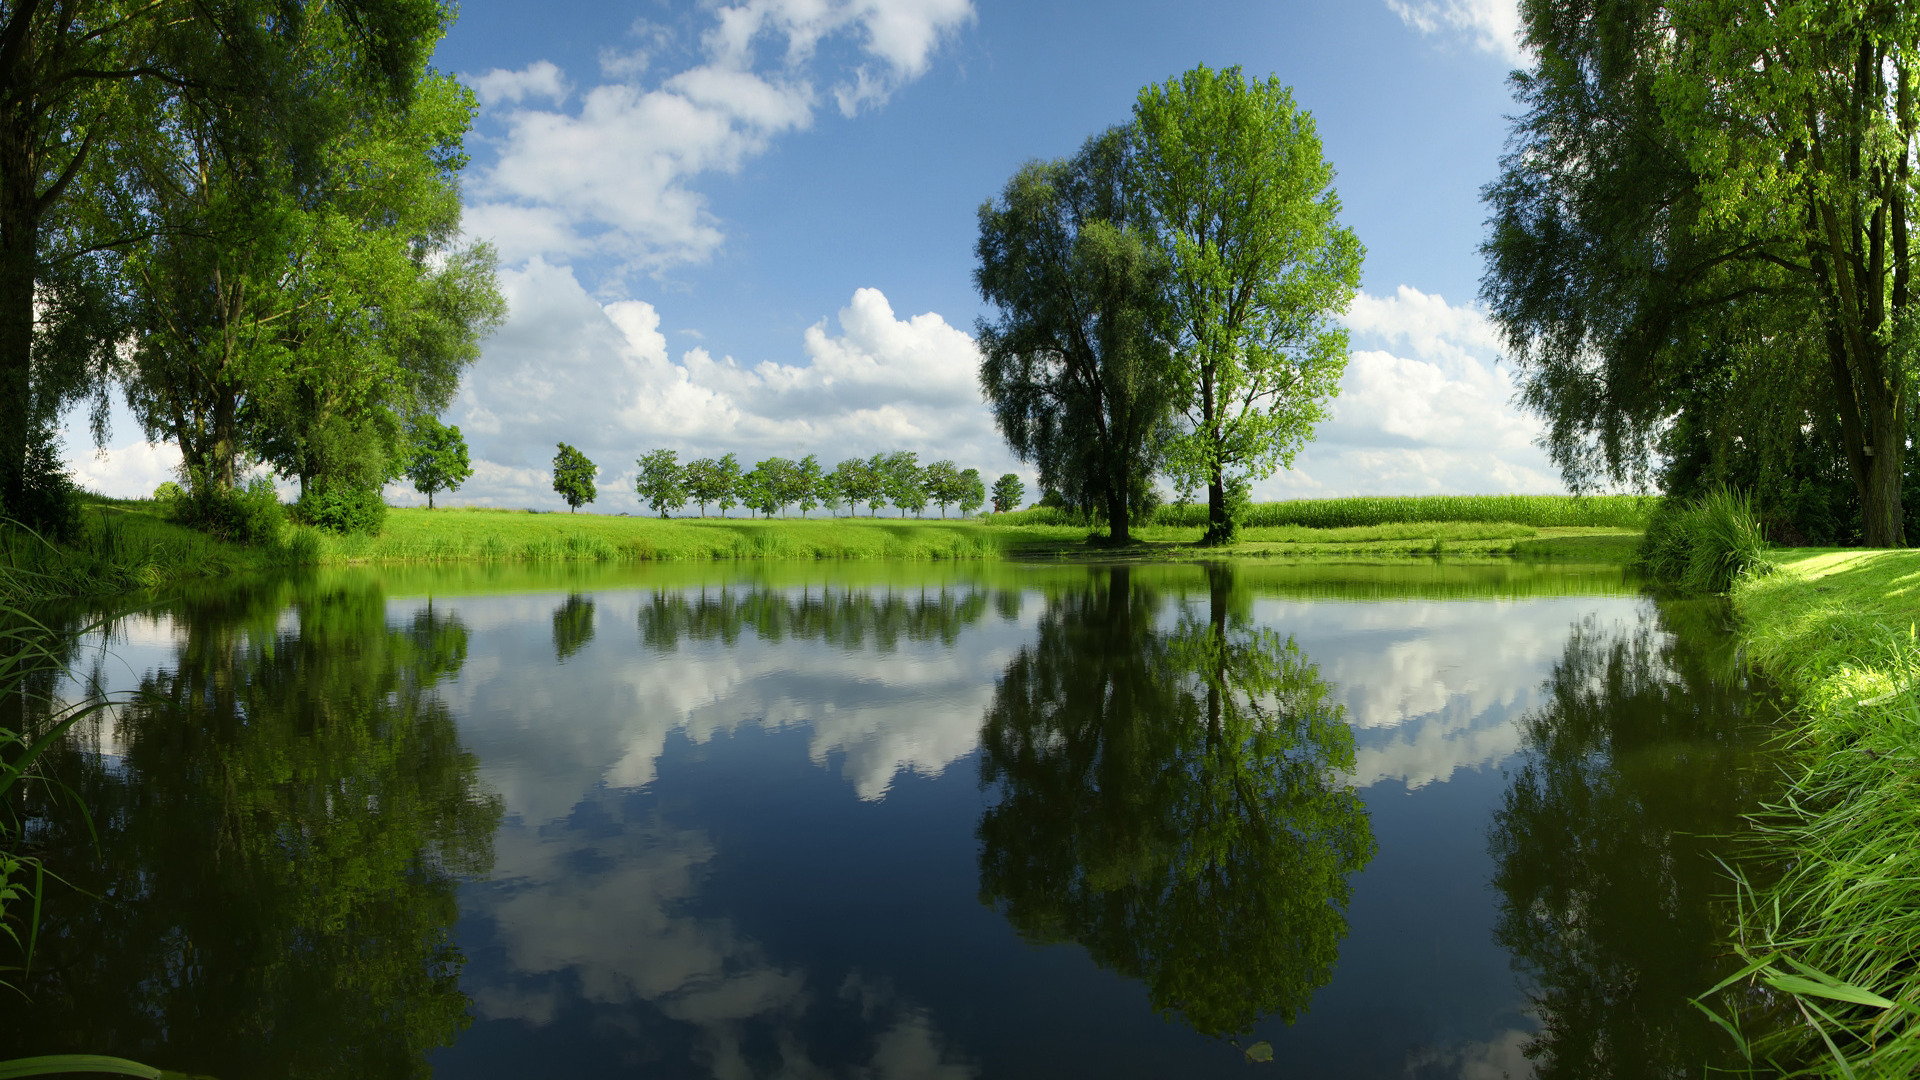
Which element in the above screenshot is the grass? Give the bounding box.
[991,492,1659,530]
[5,494,1651,602]
[1698,548,1920,1075]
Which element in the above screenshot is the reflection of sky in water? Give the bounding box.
[59,575,1717,1078]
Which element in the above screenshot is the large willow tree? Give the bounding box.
[1486,0,1920,545]
[0,0,442,524]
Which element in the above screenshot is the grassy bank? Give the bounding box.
[999,492,1659,529]
[1708,549,1920,1074]
[4,494,1646,602]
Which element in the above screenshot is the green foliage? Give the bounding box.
[991,473,1025,514]
[976,129,1176,542]
[294,480,387,536]
[1484,1,1920,545]
[958,468,986,517]
[405,416,473,509]
[795,454,824,515]
[173,473,287,544]
[552,593,596,661]
[551,443,597,512]
[1,426,81,542]
[881,451,926,517]
[1636,487,1770,594]
[713,453,742,517]
[834,457,883,517]
[150,482,183,503]
[635,449,688,518]
[922,459,962,517]
[1133,65,1363,543]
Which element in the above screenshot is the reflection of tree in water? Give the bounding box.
[1489,599,1780,1078]
[976,565,1375,1036]
[2,578,501,1080]
[551,592,596,661]
[639,584,989,653]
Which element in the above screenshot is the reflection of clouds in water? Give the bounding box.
[474,798,973,1078]
[428,588,1027,820]
[1405,1028,1535,1080]
[1254,596,1652,789]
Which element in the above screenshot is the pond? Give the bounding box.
[4,559,1782,1079]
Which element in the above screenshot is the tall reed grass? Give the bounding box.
[1637,486,1771,593]
[1697,551,1920,1075]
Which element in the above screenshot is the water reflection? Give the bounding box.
[976,566,1377,1036]
[2,578,501,1079]
[551,593,596,661]
[1488,598,1780,1078]
[638,584,990,653]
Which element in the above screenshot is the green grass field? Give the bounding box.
[998,492,1660,530]
[1701,549,1920,1074]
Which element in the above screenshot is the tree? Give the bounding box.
[959,467,986,517]
[923,459,963,518]
[977,129,1178,543]
[551,442,597,512]
[882,450,926,517]
[992,472,1026,514]
[683,457,722,517]
[1482,2,1920,546]
[635,449,688,518]
[746,457,796,517]
[0,0,446,521]
[713,453,743,517]
[834,456,881,517]
[405,415,472,509]
[865,453,892,517]
[1133,65,1364,544]
[794,454,824,517]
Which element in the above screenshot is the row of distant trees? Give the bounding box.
[549,443,1028,519]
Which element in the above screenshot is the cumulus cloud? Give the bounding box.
[1257,285,1559,498]
[451,266,1012,513]
[1385,0,1527,63]
[464,0,974,270]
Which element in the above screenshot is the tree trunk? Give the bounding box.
[0,105,37,515]
[428,491,434,509]
[1202,469,1229,546]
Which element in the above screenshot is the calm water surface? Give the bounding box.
[7,560,1781,1078]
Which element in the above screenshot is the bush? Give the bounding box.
[152,480,184,502]
[173,474,286,545]
[1,425,82,541]
[1636,485,1770,593]
[295,482,388,535]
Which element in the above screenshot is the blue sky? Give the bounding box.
[66,0,1557,512]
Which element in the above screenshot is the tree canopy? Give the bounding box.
[1133,65,1363,543]
[405,415,473,509]
[551,442,597,512]
[1483,0,1920,545]
[976,129,1177,543]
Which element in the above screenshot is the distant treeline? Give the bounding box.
[601,448,1029,519]
[992,493,1661,530]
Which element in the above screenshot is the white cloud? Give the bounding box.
[63,433,180,499]
[1256,285,1559,499]
[465,0,974,271]
[453,267,1013,513]
[469,60,571,109]
[1386,0,1527,64]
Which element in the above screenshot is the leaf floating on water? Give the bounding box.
[1242,1041,1273,1064]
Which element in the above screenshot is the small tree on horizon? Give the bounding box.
[794,454,824,517]
[406,416,474,510]
[924,459,963,518]
[992,473,1025,514]
[865,453,892,517]
[714,453,743,517]
[552,443,598,512]
[959,468,986,517]
[636,449,688,518]
[684,457,722,516]
[883,451,926,517]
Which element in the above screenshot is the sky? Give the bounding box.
[61,0,1558,514]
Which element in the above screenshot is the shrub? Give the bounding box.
[295,481,388,535]
[2,425,82,541]
[173,474,286,545]
[152,480,184,502]
[1636,485,1770,593]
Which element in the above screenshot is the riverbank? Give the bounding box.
[1711,549,1920,1074]
[0,495,1645,603]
